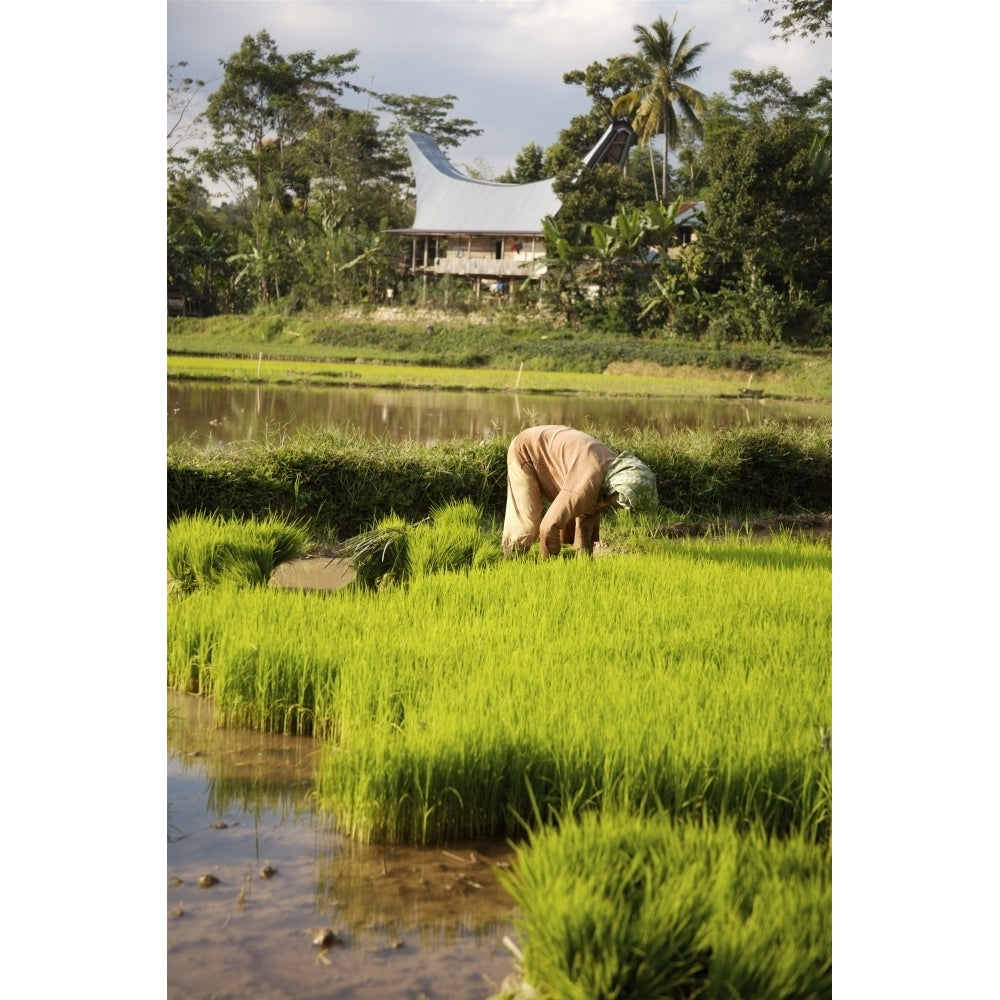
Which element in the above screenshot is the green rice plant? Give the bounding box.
[166,591,221,695]
[494,811,831,1000]
[167,512,307,592]
[320,537,830,843]
[167,527,831,998]
[598,505,666,552]
[336,500,502,589]
[209,613,318,735]
[167,315,832,397]
[167,535,830,838]
[407,499,502,578]
[169,585,338,735]
[338,512,411,591]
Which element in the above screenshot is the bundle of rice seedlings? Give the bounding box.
[334,514,411,591]
[497,812,831,1000]
[335,501,501,589]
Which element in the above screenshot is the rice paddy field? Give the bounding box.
[167,507,831,998]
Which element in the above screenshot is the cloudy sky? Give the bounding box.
[168,0,831,188]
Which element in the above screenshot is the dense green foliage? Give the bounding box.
[756,0,832,42]
[335,499,503,590]
[169,14,831,344]
[167,422,831,539]
[166,507,831,995]
[700,73,832,345]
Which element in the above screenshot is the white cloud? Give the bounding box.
[168,0,831,174]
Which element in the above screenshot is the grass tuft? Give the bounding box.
[494,811,831,1000]
[167,512,307,593]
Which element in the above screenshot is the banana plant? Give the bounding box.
[638,270,701,321]
[540,200,702,319]
[338,218,391,302]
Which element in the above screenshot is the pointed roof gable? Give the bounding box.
[387,132,561,236]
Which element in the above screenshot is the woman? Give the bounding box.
[501,425,658,558]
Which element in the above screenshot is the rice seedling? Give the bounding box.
[333,499,502,589]
[168,502,832,1000]
[166,591,221,694]
[168,533,830,840]
[493,811,831,1000]
[167,512,307,592]
[335,512,412,591]
[166,510,831,998]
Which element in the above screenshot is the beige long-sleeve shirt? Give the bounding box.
[509,425,618,557]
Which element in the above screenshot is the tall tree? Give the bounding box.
[374,93,482,151]
[167,62,208,168]
[198,30,360,201]
[756,1,832,41]
[701,73,831,342]
[672,119,708,199]
[495,141,547,184]
[300,106,405,229]
[546,59,654,234]
[196,30,361,304]
[611,15,709,201]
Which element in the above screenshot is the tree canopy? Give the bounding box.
[167,21,832,345]
[757,0,832,41]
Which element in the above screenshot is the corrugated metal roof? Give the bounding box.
[387,132,562,236]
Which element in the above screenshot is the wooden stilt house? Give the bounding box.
[387,120,636,301]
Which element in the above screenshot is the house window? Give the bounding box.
[495,240,503,259]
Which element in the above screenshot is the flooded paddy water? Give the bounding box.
[167,381,830,447]
[167,691,521,1000]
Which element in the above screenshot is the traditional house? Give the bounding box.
[668,200,706,256]
[387,120,636,300]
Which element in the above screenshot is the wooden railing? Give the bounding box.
[417,257,548,278]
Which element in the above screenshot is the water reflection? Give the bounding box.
[168,380,830,447]
[167,691,518,976]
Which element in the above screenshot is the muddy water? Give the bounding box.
[167,692,521,1000]
[167,381,830,447]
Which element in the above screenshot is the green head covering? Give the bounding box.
[604,453,658,513]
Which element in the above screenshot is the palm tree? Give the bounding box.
[611,15,709,202]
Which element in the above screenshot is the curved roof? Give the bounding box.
[388,131,561,236]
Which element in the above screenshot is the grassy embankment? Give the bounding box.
[167,313,832,402]
[168,422,831,541]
